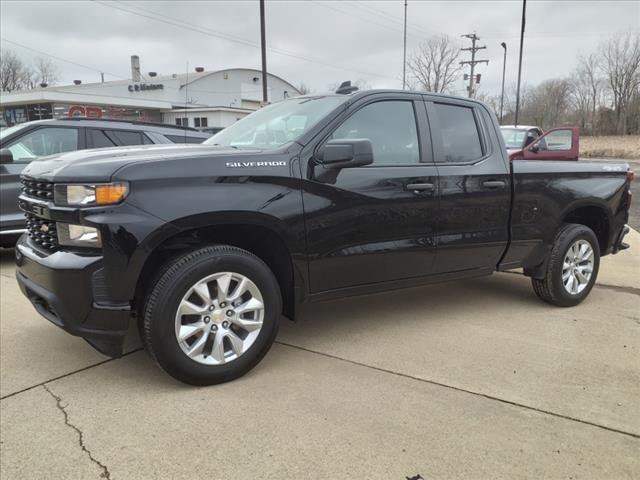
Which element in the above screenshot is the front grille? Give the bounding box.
[25,213,59,250]
[21,178,54,201]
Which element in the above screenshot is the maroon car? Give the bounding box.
[502,125,579,161]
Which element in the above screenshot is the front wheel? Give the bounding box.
[531,223,600,307]
[142,245,281,385]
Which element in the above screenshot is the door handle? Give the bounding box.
[482,180,506,189]
[406,183,435,192]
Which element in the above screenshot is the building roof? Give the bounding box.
[0,68,300,109]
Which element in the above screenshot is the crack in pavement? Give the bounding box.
[0,348,143,401]
[275,341,640,440]
[596,283,640,296]
[43,384,112,480]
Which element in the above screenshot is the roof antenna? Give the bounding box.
[335,80,358,95]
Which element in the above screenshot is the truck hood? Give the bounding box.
[21,144,259,182]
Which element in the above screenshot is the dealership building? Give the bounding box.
[0,57,300,130]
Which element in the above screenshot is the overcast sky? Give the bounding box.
[1,0,639,97]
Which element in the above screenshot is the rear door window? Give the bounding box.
[165,134,204,144]
[432,103,483,163]
[104,130,144,146]
[87,129,117,148]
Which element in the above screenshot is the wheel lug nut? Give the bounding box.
[226,310,233,317]
[211,324,217,331]
[208,305,214,311]
[222,321,229,328]
[220,302,226,308]
[204,316,210,323]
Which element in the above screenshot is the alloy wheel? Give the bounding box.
[562,239,594,295]
[174,272,265,365]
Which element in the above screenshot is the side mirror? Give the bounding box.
[318,138,373,169]
[0,149,13,164]
[529,144,539,153]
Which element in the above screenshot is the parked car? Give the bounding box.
[14,89,632,385]
[501,125,580,161]
[0,118,210,246]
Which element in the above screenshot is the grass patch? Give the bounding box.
[581,136,640,160]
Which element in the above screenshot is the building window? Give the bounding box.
[194,117,208,128]
[175,117,188,126]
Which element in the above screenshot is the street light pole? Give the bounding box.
[260,0,268,104]
[499,42,507,123]
[514,0,526,126]
[402,0,407,90]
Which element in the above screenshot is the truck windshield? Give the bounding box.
[204,96,348,150]
[501,128,527,149]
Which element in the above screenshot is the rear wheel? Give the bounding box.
[531,223,600,307]
[142,245,281,385]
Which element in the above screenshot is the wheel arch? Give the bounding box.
[132,213,305,321]
[560,202,611,254]
[524,201,611,279]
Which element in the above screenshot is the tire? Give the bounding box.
[531,223,600,307]
[142,245,281,385]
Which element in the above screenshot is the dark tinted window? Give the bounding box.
[433,103,483,163]
[87,129,117,148]
[105,130,143,146]
[331,101,420,165]
[165,134,204,144]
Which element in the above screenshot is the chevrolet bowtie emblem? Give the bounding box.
[40,224,49,233]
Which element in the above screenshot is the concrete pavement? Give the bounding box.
[1,232,638,479]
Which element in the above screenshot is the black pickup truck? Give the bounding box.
[14,88,633,385]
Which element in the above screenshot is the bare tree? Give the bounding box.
[570,53,605,134]
[296,82,311,95]
[32,56,60,86]
[600,31,640,134]
[0,49,32,92]
[407,35,461,94]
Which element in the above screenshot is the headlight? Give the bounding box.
[57,223,102,248]
[54,183,128,206]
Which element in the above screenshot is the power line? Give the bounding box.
[345,1,438,38]
[309,0,423,41]
[92,0,397,81]
[0,38,128,81]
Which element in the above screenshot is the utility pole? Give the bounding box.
[402,0,407,90]
[260,0,268,103]
[499,42,507,122]
[460,33,489,98]
[514,0,527,126]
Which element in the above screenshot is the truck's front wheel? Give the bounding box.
[142,245,281,385]
[531,223,600,307]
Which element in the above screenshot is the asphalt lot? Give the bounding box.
[1,230,639,479]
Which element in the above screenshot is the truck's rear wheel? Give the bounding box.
[142,245,281,385]
[531,223,600,307]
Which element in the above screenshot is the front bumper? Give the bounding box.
[15,235,131,357]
